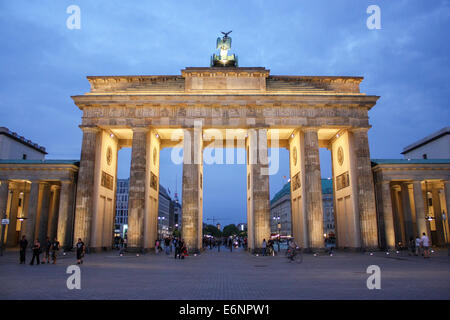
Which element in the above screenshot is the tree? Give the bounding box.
[172,229,181,238]
[222,224,239,237]
[203,224,222,237]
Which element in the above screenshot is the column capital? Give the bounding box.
[131,126,150,133]
[51,184,61,191]
[302,127,320,133]
[351,126,371,133]
[79,125,101,133]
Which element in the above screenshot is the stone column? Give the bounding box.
[392,186,406,246]
[0,181,9,220]
[443,181,450,243]
[413,181,428,238]
[143,130,161,250]
[247,128,271,251]
[47,185,61,240]
[303,128,324,250]
[0,181,10,248]
[57,181,75,249]
[23,181,40,246]
[352,128,378,249]
[20,184,30,239]
[6,188,20,247]
[37,182,51,244]
[431,187,445,246]
[401,183,414,241]
[182,127,203,252]
[127,127,149,250]
[74,126,99,247]
[381,181,395,249]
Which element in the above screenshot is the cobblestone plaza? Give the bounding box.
[1,249,449,300]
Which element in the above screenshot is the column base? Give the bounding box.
[87,247,115,253]
[187,248,202,254]
[303,247,326,254]
[125,247,145,254]
[333,246,381,252]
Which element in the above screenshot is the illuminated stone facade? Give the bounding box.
[372,159,450,249]
[71,66,380,252]
[0,160,78,249]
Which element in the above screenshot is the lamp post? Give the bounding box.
[158,216,165,240]
[273,216,281,252]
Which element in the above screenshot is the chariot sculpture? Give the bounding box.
[211,31,238,67]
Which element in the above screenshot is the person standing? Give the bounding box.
[119,237,125,255]
[155,240,160,254]
[164,237,170,255]
[42,236,51,264]
[415,236,421,256]
[51,237,60,264]
[421,232,430,258]
[19,235,28,264]
[174,239,180,259]
[76,238,85,264]
[262,239,267,256]
[29,239,41,265]
[408,237,415,256]
[180,239,187,259]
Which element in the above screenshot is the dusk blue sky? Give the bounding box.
[1,1,449,226]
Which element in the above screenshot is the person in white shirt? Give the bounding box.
[262,239,267,256]
[415,236,421,256]
[420,232,430,258]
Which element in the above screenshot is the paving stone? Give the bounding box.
[0,247,449,300]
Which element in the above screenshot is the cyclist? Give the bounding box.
[288,239,299,261]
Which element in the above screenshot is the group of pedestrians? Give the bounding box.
[114,236,128,255]
[408,232,431,258]
[261,238,277,256]
[202,235,247,252]
[173,238,187,259]
[18,235,86,265]
[153,236,188,259]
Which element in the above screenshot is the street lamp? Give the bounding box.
[158,216,166,239]
[273,216,281,252]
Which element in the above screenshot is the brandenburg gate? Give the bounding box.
[71,34,380,253]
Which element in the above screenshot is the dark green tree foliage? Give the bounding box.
[203,224,222,237]
[222,224,239,237]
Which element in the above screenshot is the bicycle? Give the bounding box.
[286,247,303,264]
